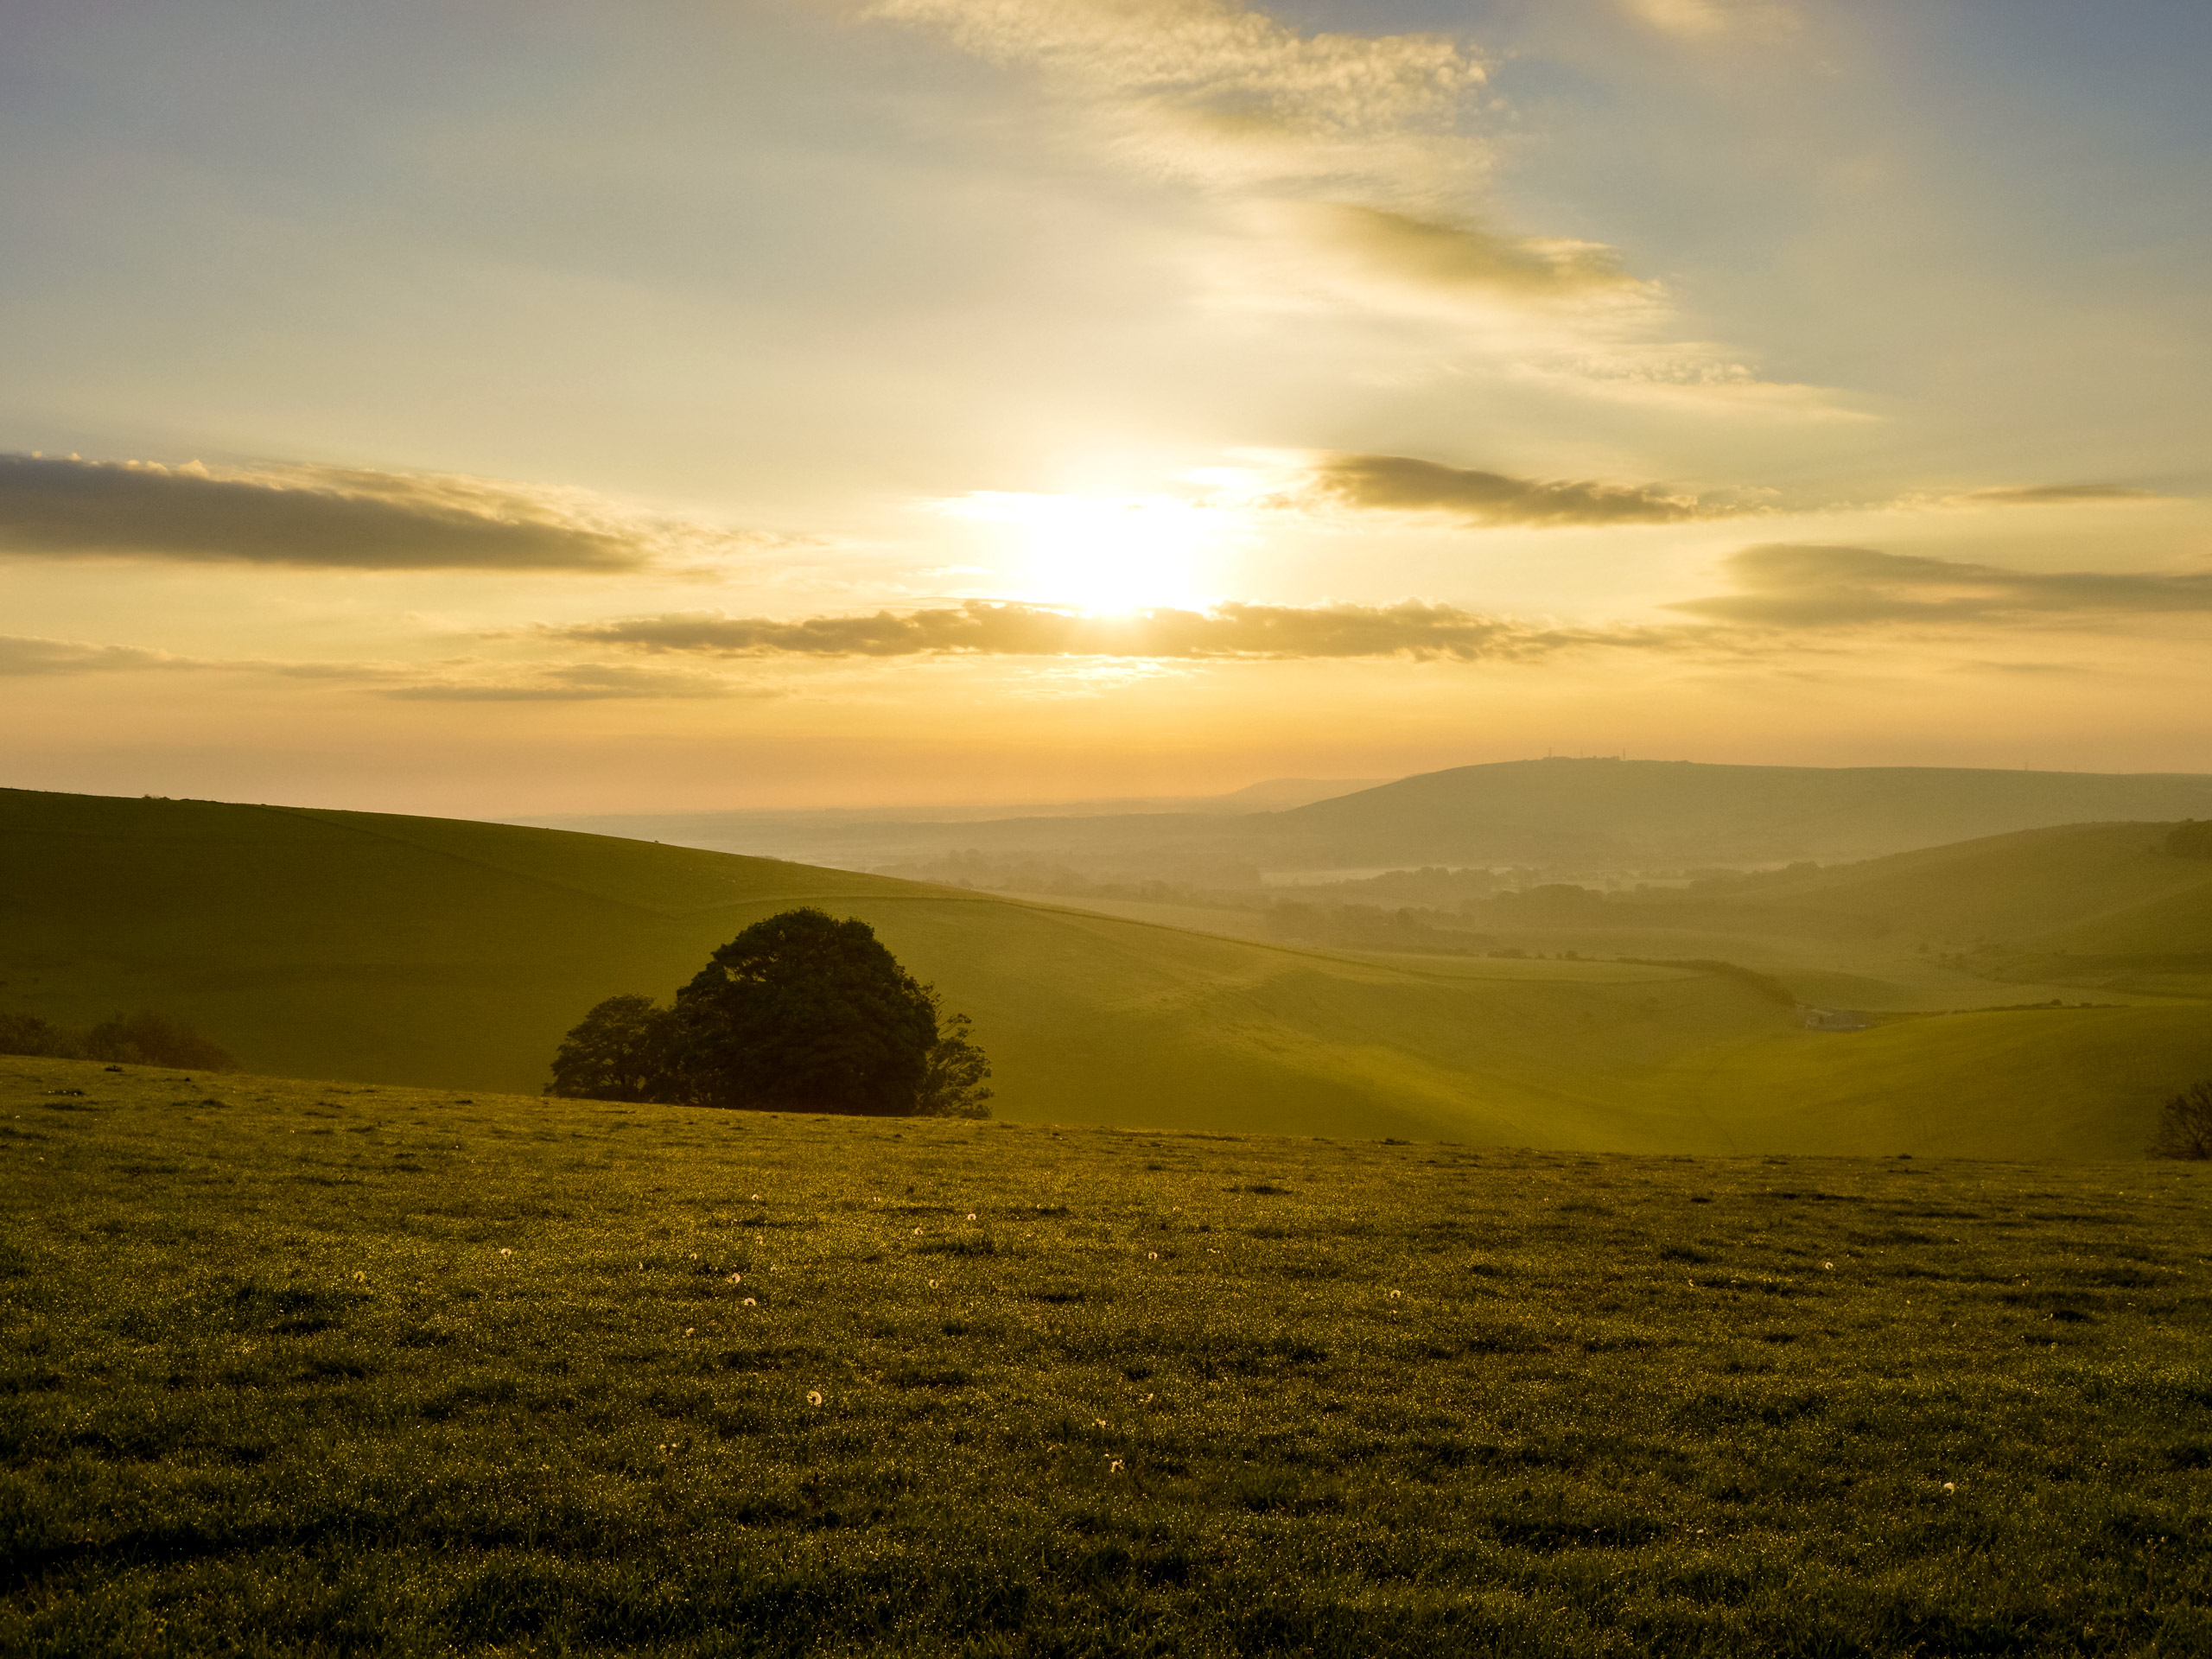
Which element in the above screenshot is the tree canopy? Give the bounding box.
[545,993,677,1103]
[546,908,991,1117]
[672,908,938,1114]
[2165,820,2212,860]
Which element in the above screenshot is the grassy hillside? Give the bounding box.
[5,788,2209,1158]
[1643,821,2212,946]
[0,787,1788,1147]
[5,1057,2208,1656]
[1481,821,2212,1006]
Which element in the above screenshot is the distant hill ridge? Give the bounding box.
[536,758,2212,879]
[1270,759,2212,868]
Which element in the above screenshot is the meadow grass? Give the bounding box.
[4,1054,2209,1656]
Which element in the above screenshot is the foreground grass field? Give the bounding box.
[5,1058,2209,1655]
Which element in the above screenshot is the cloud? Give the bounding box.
[1626,0,1800,41]
[1301,452,1738,526]
[1948,483,2162,507]
[869,1,1652,308]
[869,0,1485,173]
[0,452,771,572]
[544,598,1675,663]
[1672,543,2212,628]
[1278,203,1645,304]
[1510,350,1874,423]
[383,664,755,702]
[0,635,196,676]
[0,630,759,700]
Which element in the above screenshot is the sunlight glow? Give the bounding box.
[939,492,1236,613]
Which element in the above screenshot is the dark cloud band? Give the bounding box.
[1305,453,1728,526]
[1955,484,2158,507]
[1673,543,2212,627]
[545,599,1660,662]
[0,632,752,700]
[0,454,728,571]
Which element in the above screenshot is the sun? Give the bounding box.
[944,492,1229,613]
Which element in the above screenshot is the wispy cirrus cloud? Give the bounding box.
[543,599,1679,663]
[868,0,1649,311]
[385,664,752,702]
[868,0,1486,183]
[0,453,777,573]
[1299,452,1746,526]
[1626,0,1801,41]
[1671,544,2212,628]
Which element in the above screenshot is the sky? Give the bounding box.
[3,0,2209,812]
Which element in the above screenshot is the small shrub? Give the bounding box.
[0,1012,84,1059]
[914,996,994,1119]
[0,1007,237,1070]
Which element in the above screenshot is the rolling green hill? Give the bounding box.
[1473,820,2212,1007]
[1007,817,2212,1017]
[3,787,2207,1158]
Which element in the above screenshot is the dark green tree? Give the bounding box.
[546,994,682,1102]
[671,908,940,1115]
[2150,1080,2212,1160]
[914,991,995,1118]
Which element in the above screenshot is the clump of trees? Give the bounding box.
[2150,1080,2212,1160]
[547,907,993,1117]
[2164,821,2212,860]
[0,1008,239,1071]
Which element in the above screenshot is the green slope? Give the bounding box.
[1212,821,2212,1013]
[1595,821,2212,1001]
[3,788,2206,1158]
[1658,820,2212,943]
